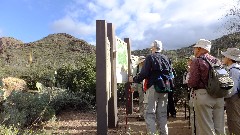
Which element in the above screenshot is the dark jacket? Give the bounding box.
[133,52,172,89]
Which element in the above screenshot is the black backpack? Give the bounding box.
[151,53,174,93]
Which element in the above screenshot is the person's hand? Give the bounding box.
[129,76,133,82]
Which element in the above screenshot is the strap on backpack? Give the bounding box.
[229,67,240,71]
[152,53,172,72]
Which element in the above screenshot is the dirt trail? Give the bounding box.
[44,107,191,135]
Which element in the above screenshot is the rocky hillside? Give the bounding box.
[1,32,240,73]
[174,32,240,59]
[0,33,96,78]
[0,37,24,49]
[132,32,240,60]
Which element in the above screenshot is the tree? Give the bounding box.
[224,0,240,33]
[172,59,188,106]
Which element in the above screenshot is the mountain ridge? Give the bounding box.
[1,32,240,61]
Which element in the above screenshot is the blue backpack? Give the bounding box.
[151,53,174,93]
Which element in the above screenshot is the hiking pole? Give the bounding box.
[188,89,191,128]
[193,107,196,135]
[188,103,190,128]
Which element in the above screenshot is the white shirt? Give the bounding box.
[226,63,240,98]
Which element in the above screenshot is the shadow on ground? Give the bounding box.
[43,106,192,135]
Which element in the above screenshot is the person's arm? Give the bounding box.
[133,55,152,83]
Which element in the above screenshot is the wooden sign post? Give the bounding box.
[96,20,132,134]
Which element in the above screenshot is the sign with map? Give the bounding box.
[116,37,128,83]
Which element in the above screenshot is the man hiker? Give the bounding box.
[129,40,172,135]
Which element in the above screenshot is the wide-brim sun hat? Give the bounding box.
[136,56,145,65]
[193,39,212,52]
[221,48,240,61]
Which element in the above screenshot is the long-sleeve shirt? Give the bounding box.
[188,53,220,89]
[133,52,171,89]
[226,63,240,98]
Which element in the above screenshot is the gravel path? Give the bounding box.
[44,107,192,135]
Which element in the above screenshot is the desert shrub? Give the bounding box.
[172,59,189,107]
[117,83,127,106]
[0,91,55,128]
[55,56,96,104]
[0,85,95,129]
[49,87,95,114]
[20,75,37,90]
[0,125,50,135]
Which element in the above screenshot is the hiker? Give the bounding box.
[133,56,146,121]
[129,40,172,135]
[188,39,225,135]
[221,48,240,134]
[183,55,197,135]
[167,65,176,118]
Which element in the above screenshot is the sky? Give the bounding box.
[0,0,236,50]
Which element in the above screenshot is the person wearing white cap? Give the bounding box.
[133,56,146,120]
[221,48,240,134]
[188,39,225,135]
[129,40,172,135]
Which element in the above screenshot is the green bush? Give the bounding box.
[0,125,50,135]
[49,87,95,114]
[117,83,126,106]
[0,91,55,128]
[0,86,95,129]
[172,59,188,106]
[19,76,37,90]
[55,57,96,94]
[54,56,96,108]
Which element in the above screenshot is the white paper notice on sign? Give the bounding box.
[116,37,128,83]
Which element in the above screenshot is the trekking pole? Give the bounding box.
[188,89,191,128]
[193,107,196,135]
[188,103,190,128]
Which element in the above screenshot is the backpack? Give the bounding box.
[151,53,174,93]
[200,57,233,98]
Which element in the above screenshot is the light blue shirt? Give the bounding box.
[227,63,240,98]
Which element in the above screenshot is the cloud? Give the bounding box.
[51,16,95,38]
[51,0,232,50]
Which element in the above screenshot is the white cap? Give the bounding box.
[193,39,211,52]
[151,40,163,52]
